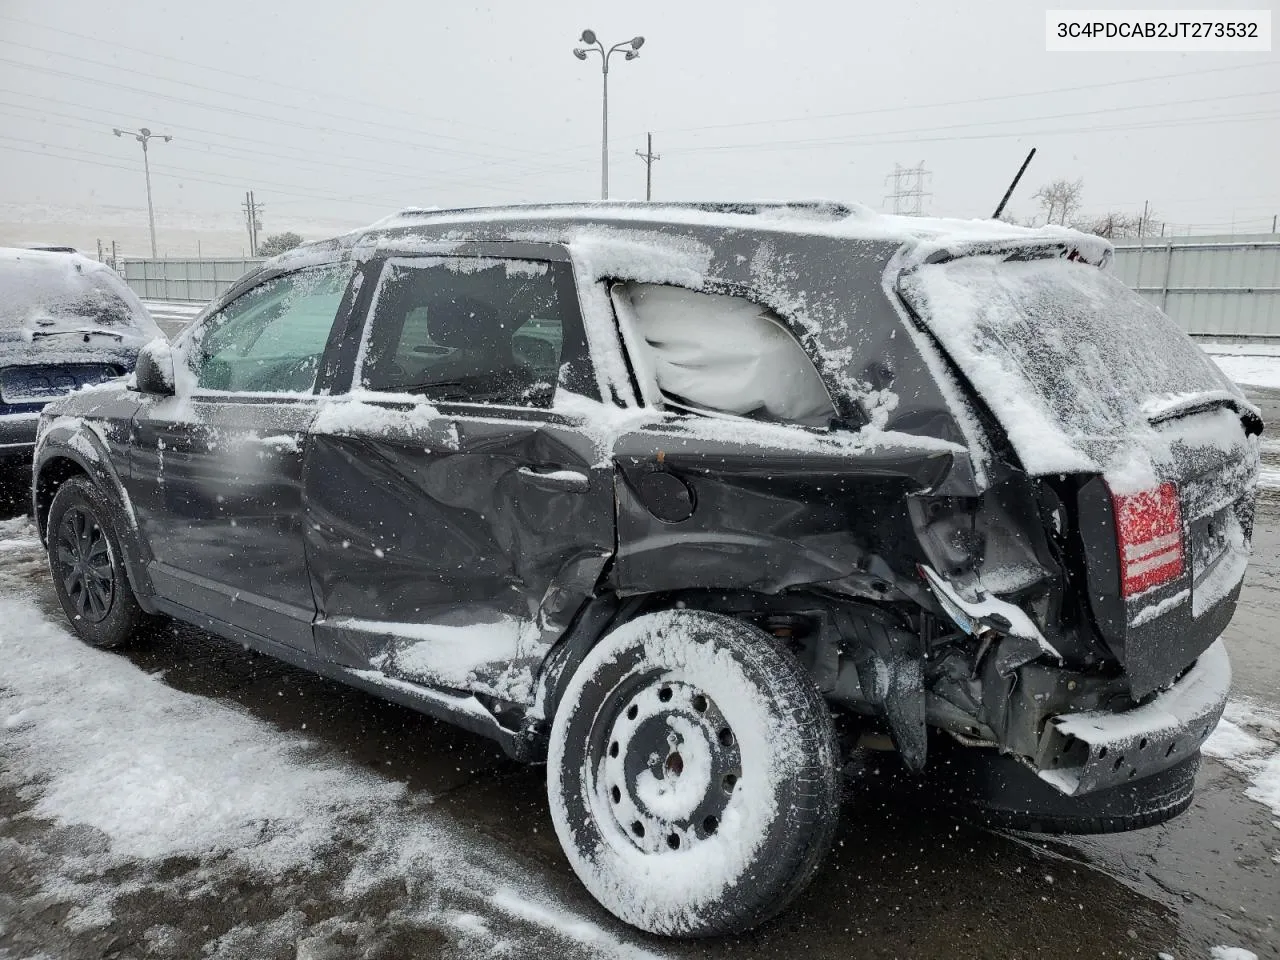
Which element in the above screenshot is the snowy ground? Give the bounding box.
[0,517,669,960]
[140,300,203,340]
[1208,352,1280,393]
[2,500,1279,957]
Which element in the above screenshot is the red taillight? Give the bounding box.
[1110,482,1185,598]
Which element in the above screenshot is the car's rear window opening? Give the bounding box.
[898,255,1233,475]
[612,282,835,426]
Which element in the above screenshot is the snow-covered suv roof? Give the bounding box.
[260,200,1113,275]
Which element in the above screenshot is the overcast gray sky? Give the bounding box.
[0,0,1276,250]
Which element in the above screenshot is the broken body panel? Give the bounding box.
[32,203,1259,816]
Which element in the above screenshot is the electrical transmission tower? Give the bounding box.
[883,162,931,216]
[635,132,661,201]
[242,191,264,256]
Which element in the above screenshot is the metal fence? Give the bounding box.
[121,258,263,302]
[120,238,1280,338]
[1111,234,1280,339]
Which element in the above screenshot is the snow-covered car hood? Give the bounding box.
[0,247,160,364]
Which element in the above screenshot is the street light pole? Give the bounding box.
[113,127,172,258]
[573,30,644,201]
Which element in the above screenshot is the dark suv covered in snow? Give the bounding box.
[32,202,1261,936]
[0,248,158,467]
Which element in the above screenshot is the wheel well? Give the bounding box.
[35,457,89,538]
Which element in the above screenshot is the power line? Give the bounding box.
[0,99,582,199]
[0,36,554,165]
[646,60,1279,138]
[654,108,1280,157]
[669,89,1280,154]
[0,78,603,193]
[0,12,505,140]
[0,136,389,206]
[0,54,552,170]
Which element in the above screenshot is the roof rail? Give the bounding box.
[381,200,858,224]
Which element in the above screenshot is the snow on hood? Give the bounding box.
[0,247,159,346]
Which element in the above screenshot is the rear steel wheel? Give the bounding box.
[548,610,840,936]
[591,677,742,856]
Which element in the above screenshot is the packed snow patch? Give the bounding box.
[1204,698,1280,826]
[0,517,666,959]
[1210,947,1260,960]
[1210,354,1280,391]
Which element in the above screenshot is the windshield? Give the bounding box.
[898,254,1238,475]
[0,250,154,333]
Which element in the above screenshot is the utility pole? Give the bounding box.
[883,162,931,216]
[635,132,661,201]
[242,191,264,256]
[113,127,172,259]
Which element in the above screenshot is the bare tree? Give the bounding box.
[1072,209,1163,239]
[1033,178,1084,226]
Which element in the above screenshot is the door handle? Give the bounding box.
[517,466,590,493]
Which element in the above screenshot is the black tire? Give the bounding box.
[46,476,145,650]
[547,610,840,936]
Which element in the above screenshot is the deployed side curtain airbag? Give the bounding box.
[622,283,834,424]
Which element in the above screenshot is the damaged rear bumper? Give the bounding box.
[1033,639,1230,796]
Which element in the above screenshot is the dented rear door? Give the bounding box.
[303,245,612,704]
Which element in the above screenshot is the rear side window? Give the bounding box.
[359,256,572,408]
[613,282,835,426]
[192,263,353,393]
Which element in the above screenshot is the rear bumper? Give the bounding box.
[1034,638,1230,795]
[0,411,40,458]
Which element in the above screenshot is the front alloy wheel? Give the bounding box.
[46,476,146,649]
[54,505,115,622]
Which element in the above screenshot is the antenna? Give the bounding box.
[992,148,1037,220]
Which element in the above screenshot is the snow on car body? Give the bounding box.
[0,247,159,464]
[30,201,1262,935]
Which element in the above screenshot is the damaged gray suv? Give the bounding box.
[33,201,1261,936]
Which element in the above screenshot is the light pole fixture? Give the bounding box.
[572,30,644,201]
[113,126,173,258]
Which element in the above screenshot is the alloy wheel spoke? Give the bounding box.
[86,578,108,615]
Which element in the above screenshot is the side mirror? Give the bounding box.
[134,339,176,396]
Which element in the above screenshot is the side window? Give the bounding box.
[359,256,569,408]
[191,264,353,393]
[614,282,835,426]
